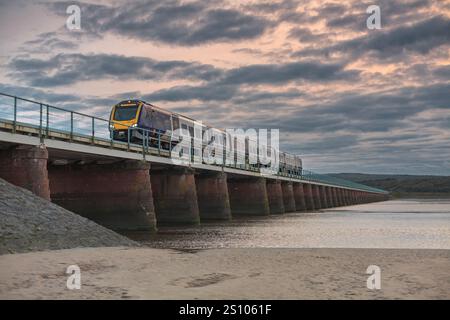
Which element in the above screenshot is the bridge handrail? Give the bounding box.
[0,92,388,194]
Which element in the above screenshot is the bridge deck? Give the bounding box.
[0,93,387,194]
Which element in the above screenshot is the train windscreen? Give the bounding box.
[114,105,138,121]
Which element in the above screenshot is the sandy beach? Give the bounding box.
[1,247,449,299]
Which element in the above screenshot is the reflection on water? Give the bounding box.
[125,199,450,250]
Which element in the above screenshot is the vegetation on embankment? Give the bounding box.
[330,173,450,198]
[0,178,136,255]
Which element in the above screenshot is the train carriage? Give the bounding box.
[109,99,303,177]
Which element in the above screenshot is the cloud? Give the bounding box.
[139,62,358,102]
[0,83,80,104]
[288,27,330,43]
[143,84,238,102]
[21,32,79,53]
[221,61,358,85]
[433,65,450,80]
[8,52,358,90]
[46,0,274,46]
[296,15,450,60]
[221,82,450,135]
[8,53,221,87]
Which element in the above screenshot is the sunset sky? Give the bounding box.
[0,0,449,174]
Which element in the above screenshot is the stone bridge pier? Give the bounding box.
[227,175,270,215]
[326,187,335,207]
[195,170,231,221]
[0,144,50,200]
[319,186,329,208]
[293,183,307,211]
[331,188,340,207]
[266,179,285,214]
[304,183,315,211]
[343,189,350,205]
[312,184,322,209]
[150,166,200,225]
[49,160,157,231]
[281,181,296,212]
[340,189,346,205]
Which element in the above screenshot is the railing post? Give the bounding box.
[127,127,131,151]
[46,105,49,138]
[158,132,161,156]
[109,121,114,148]
[39,103,44,143]
[142,130,146,159]
[70,111,73,141]
[13,96,17,133]
[91,117,95,144]
[190,137,195,163]
[169,133,172,157]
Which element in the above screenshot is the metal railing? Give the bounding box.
[0,92,387,194]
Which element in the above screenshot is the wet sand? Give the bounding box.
[1,247,449,299]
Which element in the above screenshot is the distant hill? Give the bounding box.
[328,173,450,198]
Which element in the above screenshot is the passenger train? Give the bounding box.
[109,100,302,176]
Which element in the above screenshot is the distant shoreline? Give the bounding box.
[390,193,450,199]
[330,173,450,195]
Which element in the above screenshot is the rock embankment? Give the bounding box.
[0,178,136,255]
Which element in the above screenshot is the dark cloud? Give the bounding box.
[46,0,274,46]
[231,90,303,105]
[0,83,116,117]
[295,82,450,126]
[366,0,431,16]
[317,2,348,16]
[296,15,450,60]
[8,52,358,89]
[143,84,238,102]
[0,83,79,104]
[433,65,450,80]
[222,82,450,136]
[288,27,329,43]
[139,61,358,102]
[243,0,298,14]
[221,61,358,85]
[321,0,432,31]
[21,32,79,53]
[326,14,364,29]
[294,135,360,153]
[8,53,221,87]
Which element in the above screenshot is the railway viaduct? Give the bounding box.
[0,94,389,232]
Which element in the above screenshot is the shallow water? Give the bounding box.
[127,199,450,249]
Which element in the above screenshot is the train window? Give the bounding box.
[140,105,152,125]
[194,126,202,139]
[152,110,171,131]
[179,123,188,137]
[114,105,138,121]
[172,116,179,131]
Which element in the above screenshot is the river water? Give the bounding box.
[127,199,450,250]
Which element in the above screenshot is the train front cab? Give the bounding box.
[109,100,143,141]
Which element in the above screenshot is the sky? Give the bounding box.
[0,0,449,174]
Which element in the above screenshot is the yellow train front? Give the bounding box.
[109,100,174,148]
